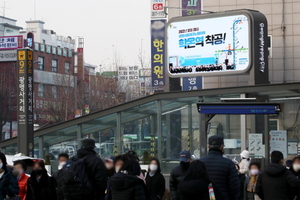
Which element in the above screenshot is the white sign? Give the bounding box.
[167,15,250,77]
[151,0,166,18]
[0,50,17,62]
[287,139,298,155]
[249,134,264,156]
[270,130,287,158]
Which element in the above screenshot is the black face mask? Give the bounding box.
[34,169,43,176]
[180,162,190,170]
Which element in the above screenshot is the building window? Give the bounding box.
[52,59,58,72]
[38,57,44,70]
[38,84,44,97]
[65,62,70,74]
[52,86,57,99]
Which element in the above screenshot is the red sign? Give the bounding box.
[153,3,164,10]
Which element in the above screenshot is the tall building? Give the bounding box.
[20,20,76,127]
[167,0,300,88]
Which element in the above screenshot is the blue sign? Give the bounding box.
[183,77,202,91]
[198,105,280,115]
[151,20,166,87]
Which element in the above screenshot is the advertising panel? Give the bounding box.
[17,49,34,157]
[151,20,166,86]
[0,50,17,62]
[151,0,165,18]
[249,133,264,156]
[0,35,23,50]
[182,0,201,16]
[270,130,287,158]
[166,10,269,81]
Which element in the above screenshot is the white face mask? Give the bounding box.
[0,163,3,169]
[250,169,259,176]
[115,166,121,173]
[58,162,66,170]
[149,164,158,172]
[293,164,300,172]
[105,163,114,170]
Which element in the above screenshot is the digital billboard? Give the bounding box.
[166,10,268,79]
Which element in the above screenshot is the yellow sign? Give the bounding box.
[28,51,33,60]
[18,51,25,60]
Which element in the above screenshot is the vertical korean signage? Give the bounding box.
[151,0,165,18]
[182,0,202,90]
[17,49,34,157]
[151,20,166,87]
[182,0,202,16]
[270,130,287,158]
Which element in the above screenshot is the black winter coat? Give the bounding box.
[106,173,147,200]
[25,169,57,200]
[77,148,107,200]
[145,172,165,200]
[178,179,225,200]
[200,150,240,200]
[0,167,19,200]
[53,169,64,200]
[169,165,188,200]
[256,163,300,200]
[290,168,300,200]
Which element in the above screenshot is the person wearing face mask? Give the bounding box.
[244,162,261,200]
[105,155,115,179]
[0,152,19,200]
[290,156,300,200]
[26,160,57,200]
[169,151,192,200]
[13,160,28,200]
[52,153,69,200]
[146,158,165,200]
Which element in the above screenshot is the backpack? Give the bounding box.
[61,155,92,200]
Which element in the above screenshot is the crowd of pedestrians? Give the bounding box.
[1,137,300,200]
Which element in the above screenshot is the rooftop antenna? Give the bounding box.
[2,1,8,18]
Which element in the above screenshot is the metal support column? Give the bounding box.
[157,100,162,161]
[77,124,82,149]
[39,136,44,158]
[264,115,270,165]
[199,113,207,157]
[240,94,247,151]
[188,104,193,152]
[116,112,122,155]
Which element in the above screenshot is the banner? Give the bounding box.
[249,134,264,156]
[17,49,34,157]
[151,0,165,18]
[151,20,166,87]
[182,0,201,16]
[0,35,23,50]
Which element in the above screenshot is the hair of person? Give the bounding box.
[58,153,69,160]
[249,162,261,170]
[183,160,211,183]
[14,160,27,171]
[271,151,284,164]
[0,152,7,169]
[148,157,161,174]
[120,159,141,176]
[292,155,300,162]
[125,151,140,161]
[34,160,46,170]
[114,154,128,165]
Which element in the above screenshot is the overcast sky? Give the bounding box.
[5,0,151,69]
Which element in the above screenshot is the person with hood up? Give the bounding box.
[77,139,107,200]
[256,151,300,200]
[178,160,224,200]
[145,158,165,200]
[169,151,192,200]
[244,162,261,200]
[200,135,239,200]
[14,160,29,200]
[106,159,147,200]
[0,152,19,200]
[25,160,56,200]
